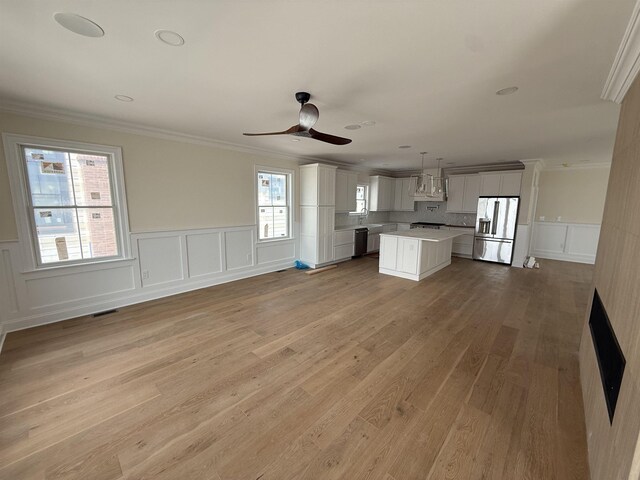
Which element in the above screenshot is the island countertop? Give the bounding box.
[379,229,463,243]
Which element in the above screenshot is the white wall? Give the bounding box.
[536,165,610,224]
[0,111,300,239]
[0,110,301,335]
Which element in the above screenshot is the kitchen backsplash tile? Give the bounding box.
[335,211,390,227]
[388,202,476,227]
[335,203,476,227]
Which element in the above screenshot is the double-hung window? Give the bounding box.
[256,168,292,241]
[3,134,130,269]
[351,185,368,215]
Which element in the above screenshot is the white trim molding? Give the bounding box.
[602,0,640,103]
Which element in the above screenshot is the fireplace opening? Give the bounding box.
[589,289,626,423]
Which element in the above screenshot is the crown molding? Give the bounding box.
[0,99,331,165]
[542,161,611,171]
[602,0,640,103]
[0,99,394,176]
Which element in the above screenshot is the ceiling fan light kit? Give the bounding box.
[243,92,352,145]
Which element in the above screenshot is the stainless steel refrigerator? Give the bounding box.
[473,196,520,265]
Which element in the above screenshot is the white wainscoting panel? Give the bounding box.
[186,232,223,278]
[0,245,19,316]
[138,235,184,287]
[225,229,254,271]
[532,222,600,264]
[256,240,296,266]
[25,265,136,309]
[0,225,297,343]
[566,224,601,257]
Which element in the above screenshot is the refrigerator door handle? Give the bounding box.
[491,201,499,235]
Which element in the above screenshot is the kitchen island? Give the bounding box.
[379,229,463,281]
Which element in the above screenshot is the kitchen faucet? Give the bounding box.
[358,207,369,225]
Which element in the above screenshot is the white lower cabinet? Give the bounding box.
[333,229,355,261]
[447,227,474,258]
[380,235,419,274]
[398,238,419,275]
[300,205,335,267]
[379,235,398,270]
[367,233,380,253]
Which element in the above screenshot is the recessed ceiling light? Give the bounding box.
[155,29,185,46]
[446,162,455,165]
[54,13,104,37]
[496,86,519,96]
[398,145,412,149]
[344,124,361,130]
[114,95,134,102]
[360,121,376,127]
[291,138,301,142]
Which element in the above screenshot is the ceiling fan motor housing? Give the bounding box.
[295,91,311,105]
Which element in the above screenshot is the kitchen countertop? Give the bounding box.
[334,222,410,231]
[379,229,463,243]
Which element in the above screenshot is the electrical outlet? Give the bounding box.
[246,253,252,262]
[539,216,545,221]
[142,270,150,280]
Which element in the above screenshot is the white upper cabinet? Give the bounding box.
[479,171,522,196]
[370,175,395,211]
[500,172,523,196]
[462,175,481,212]
[446,176,465,212]
[300,163,336,206]
[335,170,358,212]
[479,173,502,196]
[446,174,481,213]
[393,177,416,211]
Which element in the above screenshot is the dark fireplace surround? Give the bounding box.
[589,289,626,423]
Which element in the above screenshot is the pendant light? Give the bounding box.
[409,153,447,199]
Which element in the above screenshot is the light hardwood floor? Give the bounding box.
[0,256,591,480]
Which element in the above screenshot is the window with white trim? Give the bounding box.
[3,134,130,269]
[257,169,291,241]
[350,185,368,214]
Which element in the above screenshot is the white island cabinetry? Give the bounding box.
[379,230,462,281]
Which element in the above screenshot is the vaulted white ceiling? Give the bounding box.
[0,0,634,170]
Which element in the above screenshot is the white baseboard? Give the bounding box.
[2,259,293,334]
[531,250,596,265]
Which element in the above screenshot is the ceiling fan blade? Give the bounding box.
[243,125,300,136]
[299,103,319,130]
[308,128,352,145]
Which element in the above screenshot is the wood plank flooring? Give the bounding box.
[0,256,592,480]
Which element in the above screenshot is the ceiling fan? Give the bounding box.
[243,92,352,145]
